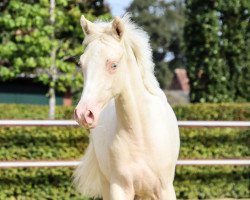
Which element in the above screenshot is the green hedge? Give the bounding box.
[0,104,74,120]
[0,103,249,199]
[173,103,250,120]
[1,103,249,120]
[0,127,88,200]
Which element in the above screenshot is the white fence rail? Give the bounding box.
[0,159,249,168]
[0,120,250,128]
[0,120,249,168]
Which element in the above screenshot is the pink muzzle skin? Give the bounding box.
[74,104,99,129]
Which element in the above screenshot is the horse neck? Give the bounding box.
[115,49,150,136]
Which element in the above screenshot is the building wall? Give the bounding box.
[0,80,63,105]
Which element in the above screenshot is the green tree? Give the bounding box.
[127,0,185,88]
[219,0,250,102]
[184,0,250,102]
[0,0,111,118]
[184,0,230,102]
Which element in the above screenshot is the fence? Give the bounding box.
[0,120,249,168]
[1,120,250,128]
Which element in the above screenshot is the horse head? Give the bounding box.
[74,16,126,128]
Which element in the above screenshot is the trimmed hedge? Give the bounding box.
[0,103,249,120]
[0,168,84,200]
[0,104,74,120]
[175,166,249,199]
[173,103,250,120]
[0,103,249,199]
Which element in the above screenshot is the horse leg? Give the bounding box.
[161,184,176,200]
[110,181,134,200]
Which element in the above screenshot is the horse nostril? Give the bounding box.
[85,110,95,124]
[88,110,94,119]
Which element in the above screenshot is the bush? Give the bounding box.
[173,103,250,120]
[175,166,249,199]
[0,103,249,199]
[0,126,88,200]
[0,104,74,120]
[184,0,250,102]
[1,102,249,120]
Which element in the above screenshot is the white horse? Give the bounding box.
[73,14,180,200]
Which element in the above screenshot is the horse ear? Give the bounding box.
[80,15,95,35]
[112,16,124,40]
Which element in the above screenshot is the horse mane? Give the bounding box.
[84,14,160,95]
[121,14,160,95]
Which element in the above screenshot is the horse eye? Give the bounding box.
[111,63,118,69]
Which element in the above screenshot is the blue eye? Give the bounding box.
[111,63,118,68]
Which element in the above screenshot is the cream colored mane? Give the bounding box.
[84,14,160,95]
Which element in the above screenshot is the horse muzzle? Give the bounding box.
[74,104,99,129]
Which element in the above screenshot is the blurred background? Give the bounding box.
[0,0,249,199]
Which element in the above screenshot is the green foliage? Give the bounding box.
[173,103,250,120]
[127,0,185,88]
[0,168,87,200]
[0,104,74,119]
[1,102,249,120]
[0,0,111,93]
[0,127,88,160]
[219,0,250,102]
[175,166,249,199]
[184,0,250,102]
[0,126,89,199]
[179,128,249,159]
[0,125,89,199]
[0,103,249,199]
[184,1,229,102]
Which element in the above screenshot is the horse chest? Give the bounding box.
[93,127,157,176]
[114,158,161,199]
